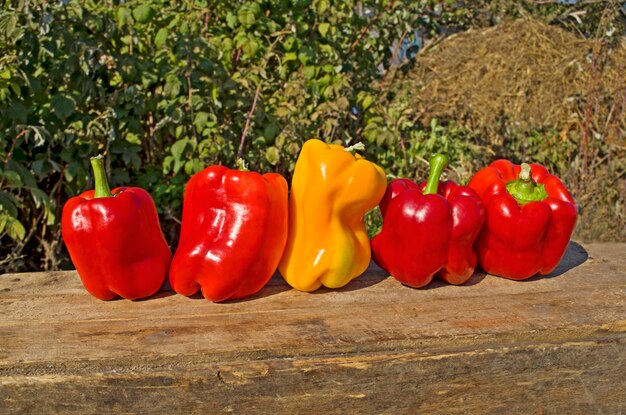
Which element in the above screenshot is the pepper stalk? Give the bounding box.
[506,163,548,205]
[90,155,112,199]
[423,154,448,195]
[344,142,365,154]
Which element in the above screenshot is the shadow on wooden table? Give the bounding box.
[311,266,389,294]
[177,275,294,303]
[148,266,389,302]
[523,240,589,281]
[415,271,488,291]
[145,241,588,300]
[407,241,588,290]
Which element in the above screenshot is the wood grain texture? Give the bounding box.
[0,241,624,414]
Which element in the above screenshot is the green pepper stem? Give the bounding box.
[235,158,249,171]
[514,163,535,194]
[423,154,448,195]
[344,142,365,154]
[506,162,548,205]
[90,155,112,198]
[519,163,532,182]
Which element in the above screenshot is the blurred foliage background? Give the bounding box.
[1,0,624,272]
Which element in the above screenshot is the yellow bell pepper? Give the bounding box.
[279,138,387,291]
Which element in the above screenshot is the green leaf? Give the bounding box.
[171,107,183,123]
[238,10,255,27]
[303,66,316,80]
[8,161,37,189]
[241,35,259,58]
[4,215,25,241]
[51,94,75,121]
[275,134,286,148]
[117,7,132,27]
[154,28,169,47]
[125,132,142,145]
[0,12,20,41]
[265,146,280,165]
[226,12,238,29]
[167,15,180,29]
[194,112,209,133]
[112,168,130,186]
[184,159,204,175]
[132,5,155,24]
[283,37,296,51]
[315,0,329,14]
[2,170,22,187]
[45,207,56,226]
[29,188,48,209]
[64,161,83,183]
[31,187,56,225]
[298,53,308,66]
[0,191,19,217]
[164,75,181,99]
[283,52,297,63]
[142,71,158,88]
[264,123,279,141]
[180,21,189,35]
[287,142,300,155]
[175,125,184,138]
[162,155,174,174]
[32,159,47,178]
[318,23,330,37]
[361,94,373,110]
[7,102,27,124]
[237,4,259,28]
[173,158,183,174]
[171,138,189,160]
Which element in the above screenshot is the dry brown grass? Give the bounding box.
[408,19,625,144]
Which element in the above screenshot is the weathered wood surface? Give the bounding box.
[0,241,624,414]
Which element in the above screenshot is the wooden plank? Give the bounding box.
[0,241,625,414]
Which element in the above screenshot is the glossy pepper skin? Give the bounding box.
[468,159,577,280]
[169,165,288,302]
[62,156,171,300]
[371,155,485,288]
[278,139,387,292]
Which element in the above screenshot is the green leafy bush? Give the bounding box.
[1,0,464,271]
[0,0,623,272]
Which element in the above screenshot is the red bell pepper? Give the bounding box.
[169,165,288,302]
[468,160,577,280]
[371,154,485,287]
[62,156,172,300]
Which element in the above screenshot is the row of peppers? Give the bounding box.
[62,139,577,302]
